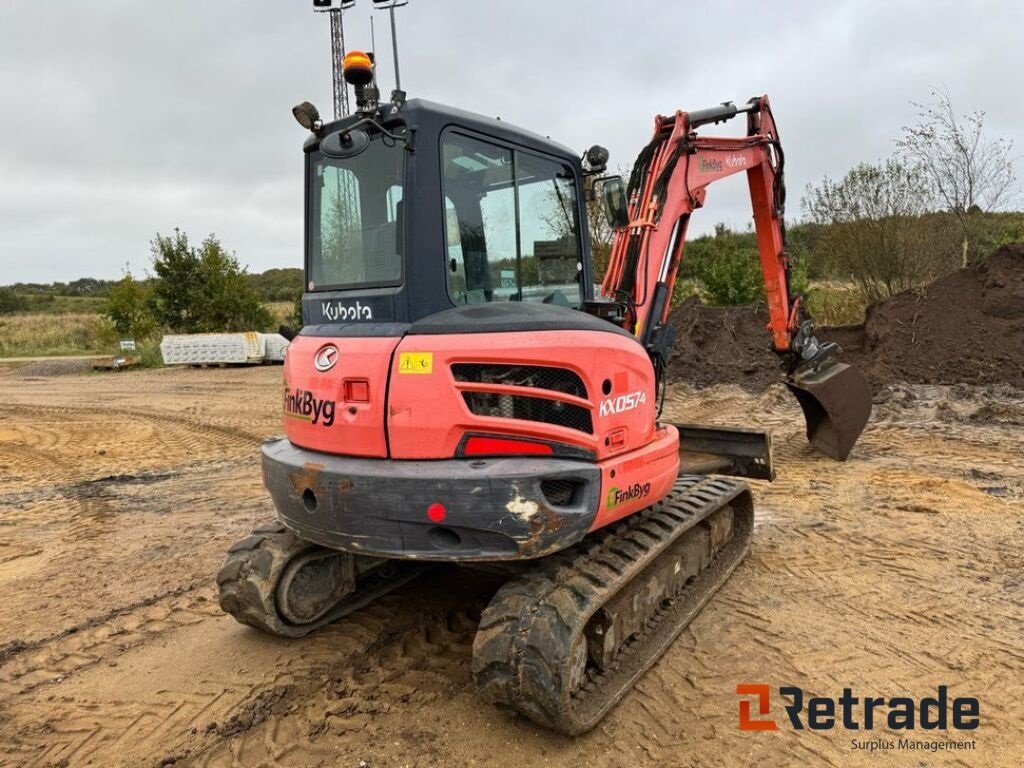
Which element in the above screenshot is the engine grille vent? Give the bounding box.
[451,364,587,399]
[461,392,593,434]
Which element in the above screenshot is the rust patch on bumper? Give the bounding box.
[289,462,325,495]
[515,501,566,558]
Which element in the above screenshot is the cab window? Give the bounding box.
[441,132,582,307]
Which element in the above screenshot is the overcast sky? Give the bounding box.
[1,0,1022,284]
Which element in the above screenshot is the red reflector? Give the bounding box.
[426,502,446,523]
[463,436,555,456]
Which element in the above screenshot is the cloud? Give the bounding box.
[1,0,1021,283]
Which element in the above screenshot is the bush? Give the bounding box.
[150,229,272,333]
[802,160,946,301]
[0,287,28,315]
[247,268,304,302]
[682,225,765,306]
[804,282,868,326]
[103,273,157,340]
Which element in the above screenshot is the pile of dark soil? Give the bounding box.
[846,244,1024,388]
[667,244,1024,391]
[666,298,781,391]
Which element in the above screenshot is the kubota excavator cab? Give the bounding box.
[299,98,596,327]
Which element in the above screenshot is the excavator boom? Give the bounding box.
[600,95,871,459]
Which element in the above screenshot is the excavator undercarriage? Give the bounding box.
[219,475,752,734]
[218,524,425,637]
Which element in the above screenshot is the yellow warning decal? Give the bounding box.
[398,352,433,374]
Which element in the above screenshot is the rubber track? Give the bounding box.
[217,523,424,638]
[471,475,754,734]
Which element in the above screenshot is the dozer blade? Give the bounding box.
[786,358,872,461]
[675,423,775,481]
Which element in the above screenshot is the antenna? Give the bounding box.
[311,1,409,117]
[372,0,408,98]
[312,0,355,119]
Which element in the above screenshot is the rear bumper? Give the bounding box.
[262,438,602,561]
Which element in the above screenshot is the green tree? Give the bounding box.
[150,229,272,333]
[247,268,304,302]
[683,224,765,306]
[66,277,114,297]
[102,271,156,339]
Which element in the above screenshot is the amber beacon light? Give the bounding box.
[342,50,374,85]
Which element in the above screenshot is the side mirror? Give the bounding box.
[600,176,629,229]
[320,127,370,158]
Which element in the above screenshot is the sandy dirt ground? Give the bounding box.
[0,365,1021,767]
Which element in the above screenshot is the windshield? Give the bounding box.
[308,138,405,290]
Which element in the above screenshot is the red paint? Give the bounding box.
[281,335,397,458]
[426,503,446,523]
[590,424,680,532]
[344,379,370,403]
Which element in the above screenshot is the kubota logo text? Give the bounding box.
[320,300,372,321]
[599,390,646,417]
[699,155,748,172]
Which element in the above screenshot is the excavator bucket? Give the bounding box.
[785,359,872,461]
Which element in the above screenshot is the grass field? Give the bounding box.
[0,313,110,358]
[805,281,868,326]
[12,294,106,313]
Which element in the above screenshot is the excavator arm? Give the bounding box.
[598,95,871,460]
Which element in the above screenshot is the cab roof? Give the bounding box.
[316,97,581,166]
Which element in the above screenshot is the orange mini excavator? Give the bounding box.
[218,52,871,734]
